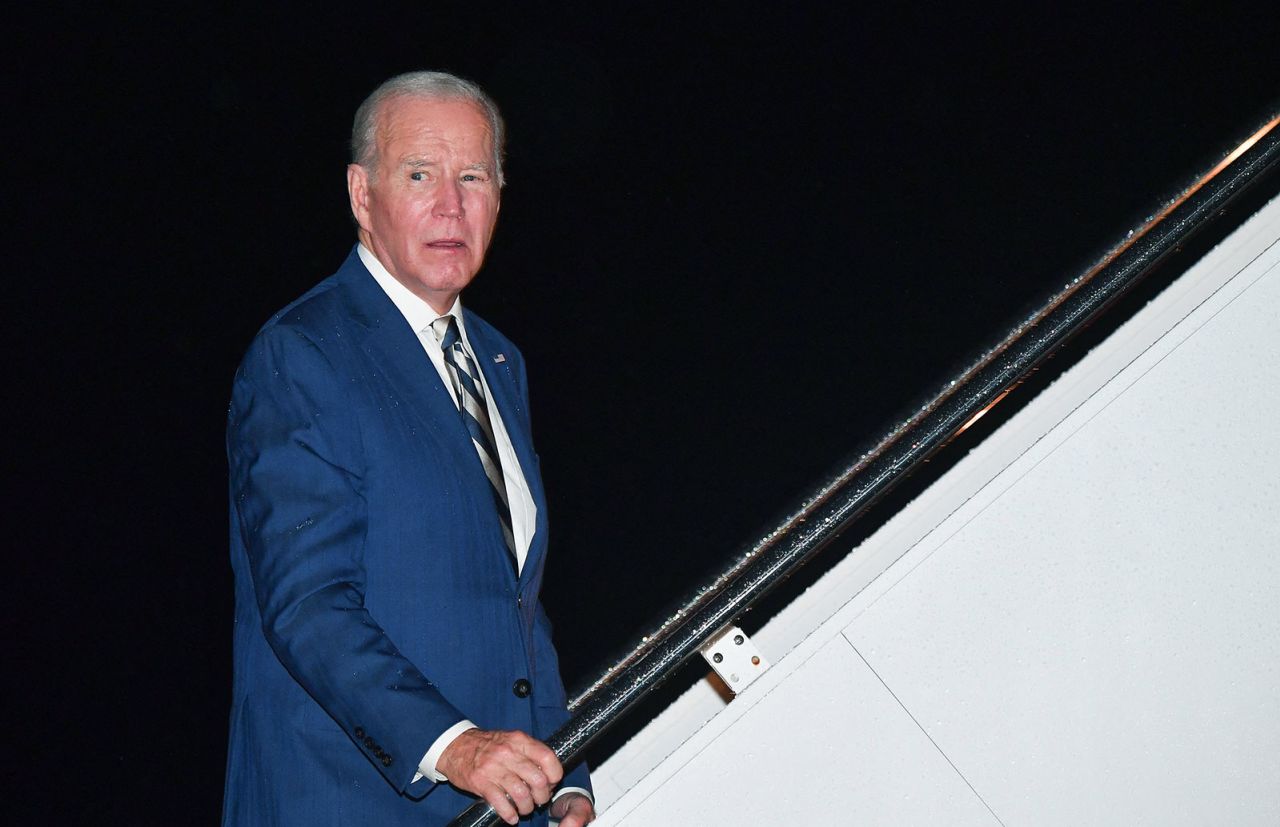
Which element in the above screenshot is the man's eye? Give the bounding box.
[462,173,483,182]
[410,172,424,181]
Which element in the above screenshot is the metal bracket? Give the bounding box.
[699,625,770,695]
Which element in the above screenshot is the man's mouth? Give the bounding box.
[427,239,466,249]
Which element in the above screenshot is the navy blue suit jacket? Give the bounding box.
[223,248,589,825]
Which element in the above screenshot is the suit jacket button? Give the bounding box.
[513,678,532,698]
[382,755,393,767]
[364,736,376,749]
[354,727,366,739]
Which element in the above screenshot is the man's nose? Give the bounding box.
[434,180,464,218]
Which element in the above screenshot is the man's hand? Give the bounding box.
[550,791,596,826]
[437,728,563,825]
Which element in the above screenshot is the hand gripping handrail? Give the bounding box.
[449,114,1279,827]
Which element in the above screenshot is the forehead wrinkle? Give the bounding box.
[373,99,498,176]
[394,157,493,174]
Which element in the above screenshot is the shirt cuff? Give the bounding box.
[553,787,593,804]
[413,719,478,783]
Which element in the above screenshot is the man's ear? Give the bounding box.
[347,163,371,229]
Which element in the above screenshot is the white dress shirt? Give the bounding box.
[359,246,589,806]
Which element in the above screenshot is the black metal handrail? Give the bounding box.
[449,114,1279,827]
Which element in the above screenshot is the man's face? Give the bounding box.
[348,96,501,313]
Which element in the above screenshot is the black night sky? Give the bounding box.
[12,3,1279,822]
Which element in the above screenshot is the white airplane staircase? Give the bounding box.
[592,169,1280,827]
[450,117,1280,827]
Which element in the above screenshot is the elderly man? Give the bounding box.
[223,71,594,826]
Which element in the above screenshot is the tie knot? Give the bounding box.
[430,315,460,349]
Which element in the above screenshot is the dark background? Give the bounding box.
[11,2,1279,821]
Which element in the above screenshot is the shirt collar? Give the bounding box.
[358,243,466,336]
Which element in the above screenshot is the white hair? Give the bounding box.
[351,70,506,186]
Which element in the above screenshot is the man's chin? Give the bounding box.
[398,269,477,309]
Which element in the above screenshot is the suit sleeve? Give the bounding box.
[228,324,457,798]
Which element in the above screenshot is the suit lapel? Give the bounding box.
[336,253,468,456]
[335,249,539,585]
[337,254,519,581]
[466,320,549,585]
[363,322,466,446]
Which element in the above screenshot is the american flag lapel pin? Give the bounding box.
[493,353,506,364]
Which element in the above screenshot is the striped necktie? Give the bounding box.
[431,315,518,564]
